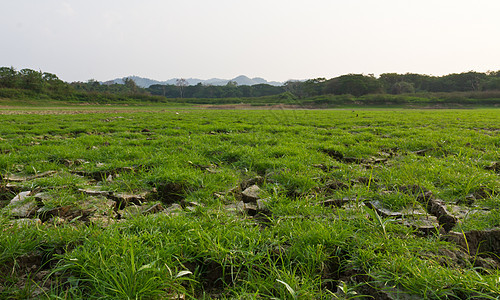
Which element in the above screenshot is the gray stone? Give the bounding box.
[241,185,261,203]
[257,198,271,211]
[5,191,38,217]
[77,188,112,197]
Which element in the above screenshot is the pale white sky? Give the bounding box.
[1,0,499,83]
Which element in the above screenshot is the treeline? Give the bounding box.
[0,67,71,96]
[0,67,163,103]
[1,66,500,106]
[135,71,500,99]
[283,71,500,98]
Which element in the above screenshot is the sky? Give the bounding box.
[1,0,500,83]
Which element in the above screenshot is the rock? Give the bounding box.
[324,180,349,190]
[77,188,112,197]
[144,203,164,215]
[426,199,457,232]
[110,192,146,209]
[88,215,116,227]
[405,189,458,232]
[10,218,42,227]
[117,205,143,219]
[1,183,21,195]
[413,148,433,156]
[240,176,264,191]
[447,205,489,220]
[257,198,271,211]
[45,216,66,226]
[188,161,218,173]
[164,203,183,216]
[471,186,493,199]
[320,197,352,208]
[312,164,339,172]
[485,161,500,172]
[354,177,377,185]
[5,191,39,217]
[241,185,261,203]
[186,201,204,207]
[398,184,428,195]
[80,196,117,214]
[117,202,162,218]
[225,201,246,214]
[341,157,365,164]
[38,205,72,222]
[365,201,403,218]
[399,215,443,237]
[3,171,57,182]
[243,202,258,216]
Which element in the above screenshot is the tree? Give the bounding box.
[0,66,18,88]
[379,73,404,92]
[176,78,188,98]
[284,80,305,98]
[390,81,415,94]
[43,72,70,95]
[303,78,326,97]
[123,77,138,94]
[482,77,500,90]
[325,74,382,96]
[19,69,44,92]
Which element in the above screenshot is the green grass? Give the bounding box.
[0,107,499,299]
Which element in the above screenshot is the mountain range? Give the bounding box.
[104,75,283,88]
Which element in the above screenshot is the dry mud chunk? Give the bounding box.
[426,199,457,232]
[408,189,457,232]
[444,229,500,260]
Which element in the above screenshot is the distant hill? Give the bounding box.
[103,75,283,88]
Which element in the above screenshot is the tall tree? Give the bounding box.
[19,69,44,92]
[176,78,188,98]
[0,66,18,88]
[123,77,139,94]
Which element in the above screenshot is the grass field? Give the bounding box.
[0,107,499,299]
